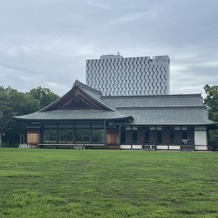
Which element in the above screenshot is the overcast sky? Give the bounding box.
[0,0,218,96]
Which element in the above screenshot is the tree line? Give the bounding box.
[204,84,218,148]
[0,84,217,147]
[0,86,59,146]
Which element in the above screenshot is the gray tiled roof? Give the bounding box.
[14,80,214,125]
[14,109,131,121]
[117,107,214,125]
[100,93,214,125]
[101,94,203,109]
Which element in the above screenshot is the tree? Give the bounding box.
[204,84,218,121]
[0,86,15,146]
[204,84,218,148]
[29,86,59,109]
[0,85,59,146]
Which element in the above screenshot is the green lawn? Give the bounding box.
[0,148,217,218]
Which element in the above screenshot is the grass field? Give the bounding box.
[0,148,217,218]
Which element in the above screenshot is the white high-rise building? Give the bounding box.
[86,54,170,96]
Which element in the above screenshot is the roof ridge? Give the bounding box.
[74,79,102,95]
[39,80,106,112]
[117,106,207,110]
[101,93,202,99]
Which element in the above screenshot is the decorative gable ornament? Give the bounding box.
[61,90,96,109]
[40,82,114,111]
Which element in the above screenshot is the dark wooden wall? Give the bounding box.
[121,126,194,145]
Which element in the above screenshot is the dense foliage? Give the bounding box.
[204,84,218,148]
[0,86,59,146]
[204,84,218,121]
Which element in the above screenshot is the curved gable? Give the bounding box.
[40,83,114,112]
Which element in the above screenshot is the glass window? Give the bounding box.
[169,127,174,144]
[58,129,73,143]
[43,129,57,143]
[157,130,162,144]
[182,130,187,139]
[133,130,138,143]
[182,130,188,144]
[92,129,105,143]
[121,128,126,143]
[75,129,90,143]
[144,129,150,144]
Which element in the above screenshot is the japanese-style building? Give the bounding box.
[14,80,215,151]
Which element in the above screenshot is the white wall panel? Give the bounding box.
[132,145,142,150]
[156,145,168,150]
[195,146,207,151]
[194,131,207,146]
[169,146,180,150]
[120,145,131,149]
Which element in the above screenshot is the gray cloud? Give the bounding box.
[0,0,218,96]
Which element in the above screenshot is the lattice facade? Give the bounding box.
[86,55,170,96]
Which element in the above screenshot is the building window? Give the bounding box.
[169,127,174,144]
[75,129,90,143]
[144,129,150,144]
[182,130,188,144]
[157,130,162,144]
[133,130,138,143]
[92,129,105,143]
[121,128,126,143]
[43,129,57,143]
[182,130,187,139]
[58,129,73,143]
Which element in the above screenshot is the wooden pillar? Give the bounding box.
[0,133,2,147]
[19,133,22,144]
[90,121,92,143]
[57,121,59,144]
[41,122,44,145]
[104,120,106,148]
[119,125,121,147]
